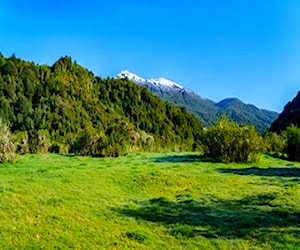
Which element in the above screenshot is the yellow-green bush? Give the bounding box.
[0,121,16,163]
[15,131,29,154]
[29,130,52,154]
[202,117,263,162]
[284,125,300,161]
[263,131,286,154]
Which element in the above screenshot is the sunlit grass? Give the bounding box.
[0,153,299,249]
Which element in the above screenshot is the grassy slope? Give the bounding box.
[0,153,299,249]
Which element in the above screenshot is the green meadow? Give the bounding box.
[0,153,299,249]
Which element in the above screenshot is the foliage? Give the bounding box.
[28,130,52,154]
[284,125,300,161]
[263,131,286,153]
[216,98,278,134]
[270,91,300,133]
[50,142,69,154]
[143,81,278,133]
[72,129,108,157]
[0,120,16,162]
[202,117,263,162]
[0,53,204,156]
[15,131,29,154]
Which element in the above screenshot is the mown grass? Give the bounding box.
[0,153,299,249]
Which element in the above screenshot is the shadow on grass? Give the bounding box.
[116,195,300,243]
[153,154,215,163]
[218,167,300,177]
[265,152,288,161]
[60,154,77,158]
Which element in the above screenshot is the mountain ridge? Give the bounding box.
[270,91,300,133]
[117,70,278,133]
[117,70,185,91]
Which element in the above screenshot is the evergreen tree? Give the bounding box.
[0,53,204,157]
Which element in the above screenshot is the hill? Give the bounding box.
[117,71,278,133]
[0,53,203,155]
[216,98,278,133]
[270,91,300,133]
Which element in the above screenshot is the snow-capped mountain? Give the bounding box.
[116,70,278,133]
[117,70,185,92]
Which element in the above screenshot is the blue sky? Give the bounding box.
[1,0,300,111]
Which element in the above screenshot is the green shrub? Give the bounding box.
[73,130,108,157]
[0,121,16,163]
[37,130,52,154]
[284,125,300,161]
[202,117,263,162]
[15,131,30,154]
[263,131,286,154]
[50,142,70,154]
[103,141,128,157]
[29,130,52,154]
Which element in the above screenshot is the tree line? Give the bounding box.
[0,53,203,159]
[0,53,299,163]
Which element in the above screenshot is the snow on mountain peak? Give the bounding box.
[117,70,184,90]
[157,78,183,89]
[117,70,147,84]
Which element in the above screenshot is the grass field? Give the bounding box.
[0,153,299,249]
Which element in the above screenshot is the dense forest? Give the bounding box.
[0,53,203,156]
[270,91,300,133]
[1,53,300,163]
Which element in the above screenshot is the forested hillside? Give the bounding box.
[216,98,278,134]
[149,86,220,127]
[117,71,278,134]
[0,53,203,156]
[157,93,278,134]
[270,91,300,133]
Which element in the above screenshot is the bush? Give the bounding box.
[103,141,128,157]
[0,121,16,163]
[50,142,70,154]
[29,130,52,154]
[263,131,286,154]
[15,131,29,154]
[202,117,263,162]
[72,130,108,157]
[284,126,300,161]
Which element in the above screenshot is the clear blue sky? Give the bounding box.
[1,0,299,112]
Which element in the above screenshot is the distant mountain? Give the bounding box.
[117,71,220,126]
[270,91,300,133]
[117,71,278,133]
[216,98,278,133]
[117,71,186,92]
